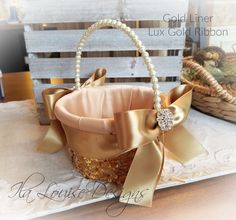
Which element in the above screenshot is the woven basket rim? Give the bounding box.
[181,77,218,96]
[181,53,236,104]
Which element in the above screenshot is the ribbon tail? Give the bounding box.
[37,120,67,153]
[119,140,164,207]
[37,88,72,153]
[164,126,208,164]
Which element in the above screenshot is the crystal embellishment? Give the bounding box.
[157,108,174,131]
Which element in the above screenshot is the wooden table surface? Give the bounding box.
[36,173,236,220]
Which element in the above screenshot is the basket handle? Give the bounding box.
[75,19,161,111]
[183,59,236,104]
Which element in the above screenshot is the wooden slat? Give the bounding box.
[21,0,188,24]
[124,0,188,21]
[29,56,182,79]
[34,81,180,103]
[24,28,185,53]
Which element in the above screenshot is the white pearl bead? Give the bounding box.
[139,45,146,53]
[79,42,84,47]
[154,103,161,110]
[142,51,149,57]
[147,63,154,71]
[135,39,141,45]
[125,26,131,32]
[150,69,156,75]
[152,83,160,90]
[151,77,158,83]
[121,23,126,29]
[154,85,160,91]
[116,21,122,27]
[107,19,112,24]
[144,55,151,61]
[84,34,90,39]
[132,34,138,42]
[154,95,161,102]
[154,90,161,96]
[150,73,155,78]
[102,19,108,24]
[87,27,93,33]
[129,30,135,37]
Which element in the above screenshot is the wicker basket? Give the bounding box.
[54,19,163,186]
[181,54,236,123]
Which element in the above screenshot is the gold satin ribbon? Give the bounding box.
[38,69,207,207]
[37,68,106,153]
[114,85,206,207]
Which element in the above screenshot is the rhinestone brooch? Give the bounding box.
[157,108,174,131]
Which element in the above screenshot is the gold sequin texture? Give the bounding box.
[68,147,136,185]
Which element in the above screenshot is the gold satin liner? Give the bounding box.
[37,69,207,207]
[37,68,106,153]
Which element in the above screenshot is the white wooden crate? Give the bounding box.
[20,0,189,124]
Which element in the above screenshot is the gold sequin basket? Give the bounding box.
[181,54,236,123]
[55,19,163,185]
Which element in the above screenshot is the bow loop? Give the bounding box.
[114,109,160,151]
[165,85,193,127]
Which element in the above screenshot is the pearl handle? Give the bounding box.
[75,19,162,111]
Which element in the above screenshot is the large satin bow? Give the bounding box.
[37,68,206,207]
